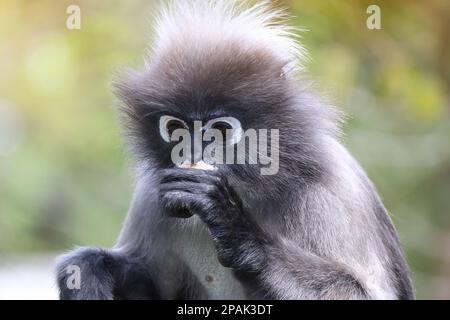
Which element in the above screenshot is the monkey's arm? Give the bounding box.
[159,168,371,300]
[56,247,161,300]
[237,241,370,299]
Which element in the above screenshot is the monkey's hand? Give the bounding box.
[159,168,270,273]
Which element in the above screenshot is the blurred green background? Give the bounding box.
[0,0,449,299]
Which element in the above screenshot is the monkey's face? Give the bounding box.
[157,113,244,169]
[118,89,281,181]
[122,100,269,177]
[115,43,327,197]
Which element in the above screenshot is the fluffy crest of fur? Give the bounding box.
[147,0,306,75]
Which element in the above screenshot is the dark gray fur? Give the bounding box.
[55,0,414,300]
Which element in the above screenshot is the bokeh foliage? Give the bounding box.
[0,0,449,298]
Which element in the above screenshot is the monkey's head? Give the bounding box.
[115,1,339,202]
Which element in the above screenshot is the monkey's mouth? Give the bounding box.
[176,160,217,171]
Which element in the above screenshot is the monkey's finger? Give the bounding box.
[160,190,213,217]
[160,168,231,198]
[159,181,217,196]
[160,168,222,184]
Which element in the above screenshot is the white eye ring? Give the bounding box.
[159,115,188,143]
[204,117,243,145]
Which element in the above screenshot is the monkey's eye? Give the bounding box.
[159,115,188,142]
[211,121,232,137]
[167,120,185,135]
[204,117,243,145]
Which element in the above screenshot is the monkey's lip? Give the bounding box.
[176,160,217,171]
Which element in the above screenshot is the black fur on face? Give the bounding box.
[114,39,337,201]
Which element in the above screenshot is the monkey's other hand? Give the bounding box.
[159,168,269,272]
